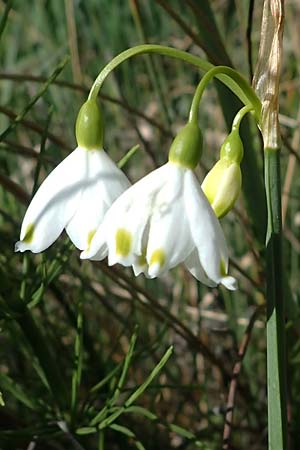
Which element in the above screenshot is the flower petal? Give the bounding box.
[184,249,217,287]
[220,276,238,291]
[146,165,194,278]
[184,170,236,287]
[83,163,167,264]
[15,147,87,253]
[65,150,130,250]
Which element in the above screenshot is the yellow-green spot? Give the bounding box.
[87,229,96,250]
[137,251,147,266]
[115,228,132,257]
[150,249,166,268]
[220,259,227,277]
[23,223,35,243]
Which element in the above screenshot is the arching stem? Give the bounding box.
[88,45,261,123]
[188,66,260,126]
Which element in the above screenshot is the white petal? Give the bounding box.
[83,163,168,264]
[80,223,108,260]
[66,150,130,250]
[184,170,233,285]
[221,276,238,290]
[146,165,194,278]
[132,250,149,277]
[15,147,86,253]
[184,249,217,287]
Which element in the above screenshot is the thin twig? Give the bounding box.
[222,306,264,449]
[0,171,29,204]
[64,0,83,84]
[0,73,171,136]
[98,261,231,381]
[97,261,264,416]
[0,57,69,142]
[0,105,72,151]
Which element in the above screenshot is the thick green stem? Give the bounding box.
[264,148,287,450]
[88,45,261,119]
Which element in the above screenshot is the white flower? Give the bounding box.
[81,161,237,290]
[15,147,130,253]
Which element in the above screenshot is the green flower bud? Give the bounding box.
[168,122,203,169]
[220,129,244,164]
[202,159,242,218]
[75,99,104,150]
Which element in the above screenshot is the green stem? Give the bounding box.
[188,66,260,125]
[232,104,254,130]
[264,148,287,450]
[88,45,261,120]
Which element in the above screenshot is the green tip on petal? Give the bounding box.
[115,228,132,257]
[86,229,96,250]
[23,223,35,243]
[168,122,203,169]
[75,100,104,150]
[150,248,166,268]
[220,259,227,277]
[220,129,244,164]
[136,249,147,267]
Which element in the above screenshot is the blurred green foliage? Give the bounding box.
[0,0,300,449]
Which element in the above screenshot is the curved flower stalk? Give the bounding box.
[15,100,130,253]
[81,123,237,290]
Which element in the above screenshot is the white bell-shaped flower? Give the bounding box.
[15,148,130,253]
[15,99,130,253]
[81,160,237,290]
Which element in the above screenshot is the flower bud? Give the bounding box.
[75,99,104,150]
[202,130,244,218]
[168,122,203,169]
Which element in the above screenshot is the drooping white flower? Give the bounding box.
[81,161,237,290]
[15,147,130,253]
[15,99,130,253]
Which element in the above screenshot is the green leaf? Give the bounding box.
[0,390,4,406]
[0,372,39,410]
[76,426,97,435]
[109,423,146,450]
[125,345,173,407]
[118,144,140,169]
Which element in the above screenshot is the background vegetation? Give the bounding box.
[0,0,299,449]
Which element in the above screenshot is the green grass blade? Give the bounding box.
[110,423,146,450]
[71,295,84,423]
[0,372,39,410]
[0,56,69,142]
[0,0,13,41]
[265,149,288,450]
[125,345,173,407]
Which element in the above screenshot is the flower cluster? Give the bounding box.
[15,100,239,290]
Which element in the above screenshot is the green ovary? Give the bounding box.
[115,228,132,257]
